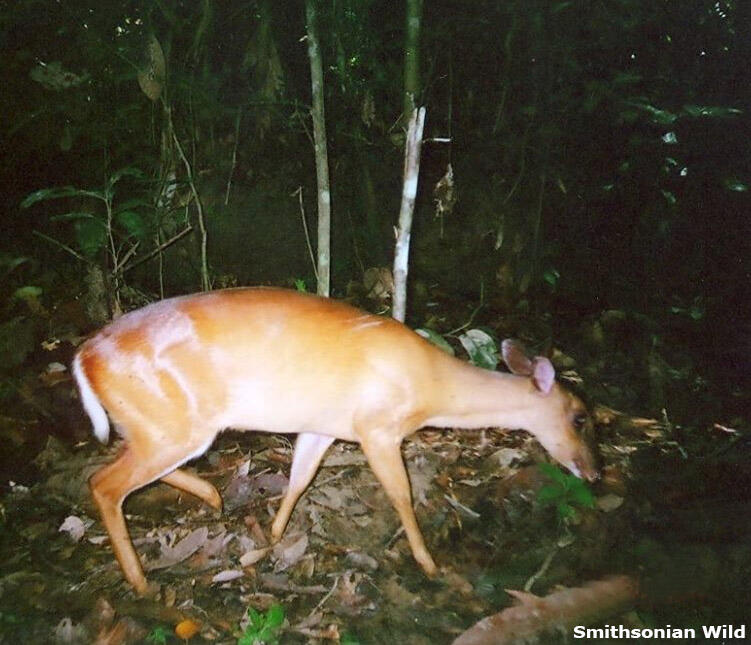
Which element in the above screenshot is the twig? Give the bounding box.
[311,575,339,615]
[662,408,688,459]
[313,467,353,488]
[171,111,210,291]
[120,225,193,274]
[345,208,365,275]
[293,106,315,148]
[447,281,485,336]
[293,186,318,281]
[523,544,558,592]
[385,526,405,549]
[224,107,242,205]
[113,241,140,274]
[32,230,89,263]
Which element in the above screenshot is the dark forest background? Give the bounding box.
[1,2,751,642]
[2,1,748,364]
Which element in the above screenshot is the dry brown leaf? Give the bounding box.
[174,619,201,640]
[272,533,308,571]
[240,546,271,567]
[146,527,208,571]
[59,515,87,542]
[596,494,624,512]
[211,569,244,584]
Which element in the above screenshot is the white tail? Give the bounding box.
[74,287,597,593]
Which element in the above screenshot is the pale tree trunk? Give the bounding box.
[403,0,422,120]
[392,107,426,323]
[305,0,331,297]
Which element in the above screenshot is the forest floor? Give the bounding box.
[0,298,749,644]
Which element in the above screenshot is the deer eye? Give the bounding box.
[573,413,588,430]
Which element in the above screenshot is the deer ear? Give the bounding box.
[501,339,533,376]
[531,357,555,395]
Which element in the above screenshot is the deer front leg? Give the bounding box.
[359,432,438,576]
[271,433,335,541]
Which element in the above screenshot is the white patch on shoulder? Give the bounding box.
[351,315,385,331]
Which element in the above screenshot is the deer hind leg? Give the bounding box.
[359,431,438,576]
[90,442,213,594]
[161,469,222,510]
[271,433,335,541]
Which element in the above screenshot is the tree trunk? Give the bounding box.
[403,0,422,121]
[305,0,331,297]
[392,107,426,323]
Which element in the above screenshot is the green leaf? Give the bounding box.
[21,186,84,208]
[49,211,98,222]
[0,316,35,369]
[612,72,642,86]
[115,198,152,213]
[239,605,284,645]
[13,286,43,300]
[459,329,498,369]
[569,481,595,507]
[551,2,572,14]
[115,211,147,239]
[416,328,455,355]
[543,269,560,287]
[538,462,567,485]
[723,178,747,192]
[682,104,742,118]
[537,484,563,504]
[75,219,107,257]
[661,190,676,205]
[0,255,32,273]
[246,607,263,629]
[661,132,678,144]
[265,605,284,629]
[107,167,145,190]
[145,626,170,645]
[557,502,576,519]
[626,101,677,125]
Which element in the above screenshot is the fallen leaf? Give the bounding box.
[53,617,87,643]
[211,569,244,584]
[147,527,209,570]
[596,494,624,512]
[200,529,232,557]
[174,619,201,640]
[240,547,272,567]
[345,551,378,571]
[59,516,86,542]
[490,447,525,468]
[322,449,367,467]
[273,533,308,571]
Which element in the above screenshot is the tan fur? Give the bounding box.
[74,287,596,593]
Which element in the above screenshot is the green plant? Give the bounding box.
[537,462,595,521]
[459,328,499,369]
[22,167,150,261]
[21,167,161,313]
[0,611,21,627]
[146,625,171,644]
[238,604,284,645]
[415,327,455,355]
